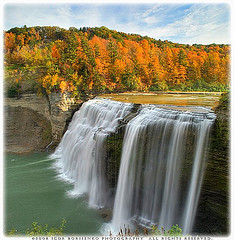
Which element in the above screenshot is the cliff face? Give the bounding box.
[4,92,229,235]
[47,92,83,144]
[194,94,230,235]
[4,93,82,153]
[104,96,230,235]
[5,106,52,153]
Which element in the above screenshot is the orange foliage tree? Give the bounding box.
[4,26,230,96]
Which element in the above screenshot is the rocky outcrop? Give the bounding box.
[104,97,230,235]
[4,93,83,153]
[4,91,230,236]
[5,106,52,153]
[194,93,230,235]
[105,104,141,206]
[47,92,83,145]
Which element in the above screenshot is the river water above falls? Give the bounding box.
[5,93,219,236]
[99,92,221,111]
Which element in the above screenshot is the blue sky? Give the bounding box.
[3,3,231,45]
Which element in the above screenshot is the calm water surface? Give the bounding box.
[5,153,104,235]
[99,92,221,110]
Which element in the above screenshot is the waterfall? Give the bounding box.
[182,119,213,233]
[111,106,215,234]
[52,98,215,234]
[52,98,132,208]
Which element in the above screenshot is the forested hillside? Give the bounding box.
[4,26,230,98]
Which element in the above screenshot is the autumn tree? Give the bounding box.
[4,26,230,96]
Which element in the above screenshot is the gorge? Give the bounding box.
[4,93,229,236]
[50,97,218,235]
[3,24,230,237]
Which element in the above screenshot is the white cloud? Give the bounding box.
[144,16,158,24]
[4,4,73,29]
[71,6,104,28]
[3,3,230,45]
[130,4,230,44]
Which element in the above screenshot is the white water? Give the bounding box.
[52,98,132,208]
[182,120,213,233]
[111,106,215,234]
[52,98,215,234]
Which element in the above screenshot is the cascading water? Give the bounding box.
[52,98,133,208]
[52,98,215,235]
[111,106,215,234]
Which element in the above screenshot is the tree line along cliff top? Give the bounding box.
[4,26,230,98]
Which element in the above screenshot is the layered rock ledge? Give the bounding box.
[4,93,82,153]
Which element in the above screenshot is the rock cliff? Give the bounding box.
[4,93,82,153]
[194,93,230,235]
[4,92,229,236]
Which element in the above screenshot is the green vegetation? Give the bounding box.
[8,219,66,236]
[8,219,183,237]
[112,224,183,236]
[152,224,182,236]
[216,92,229,110]
[4,26,230,98]
[6,81,22,98]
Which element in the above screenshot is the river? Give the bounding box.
[5,153,104,235]
[4,92,222,236]
[99,92,221,109]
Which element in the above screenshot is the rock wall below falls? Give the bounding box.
[194,94,230,236]
[4,93,82,153]
[4,92,230,235]
[5,106,52,153]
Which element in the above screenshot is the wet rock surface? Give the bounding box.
[4,92,230,236]
[194,93,230,235]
